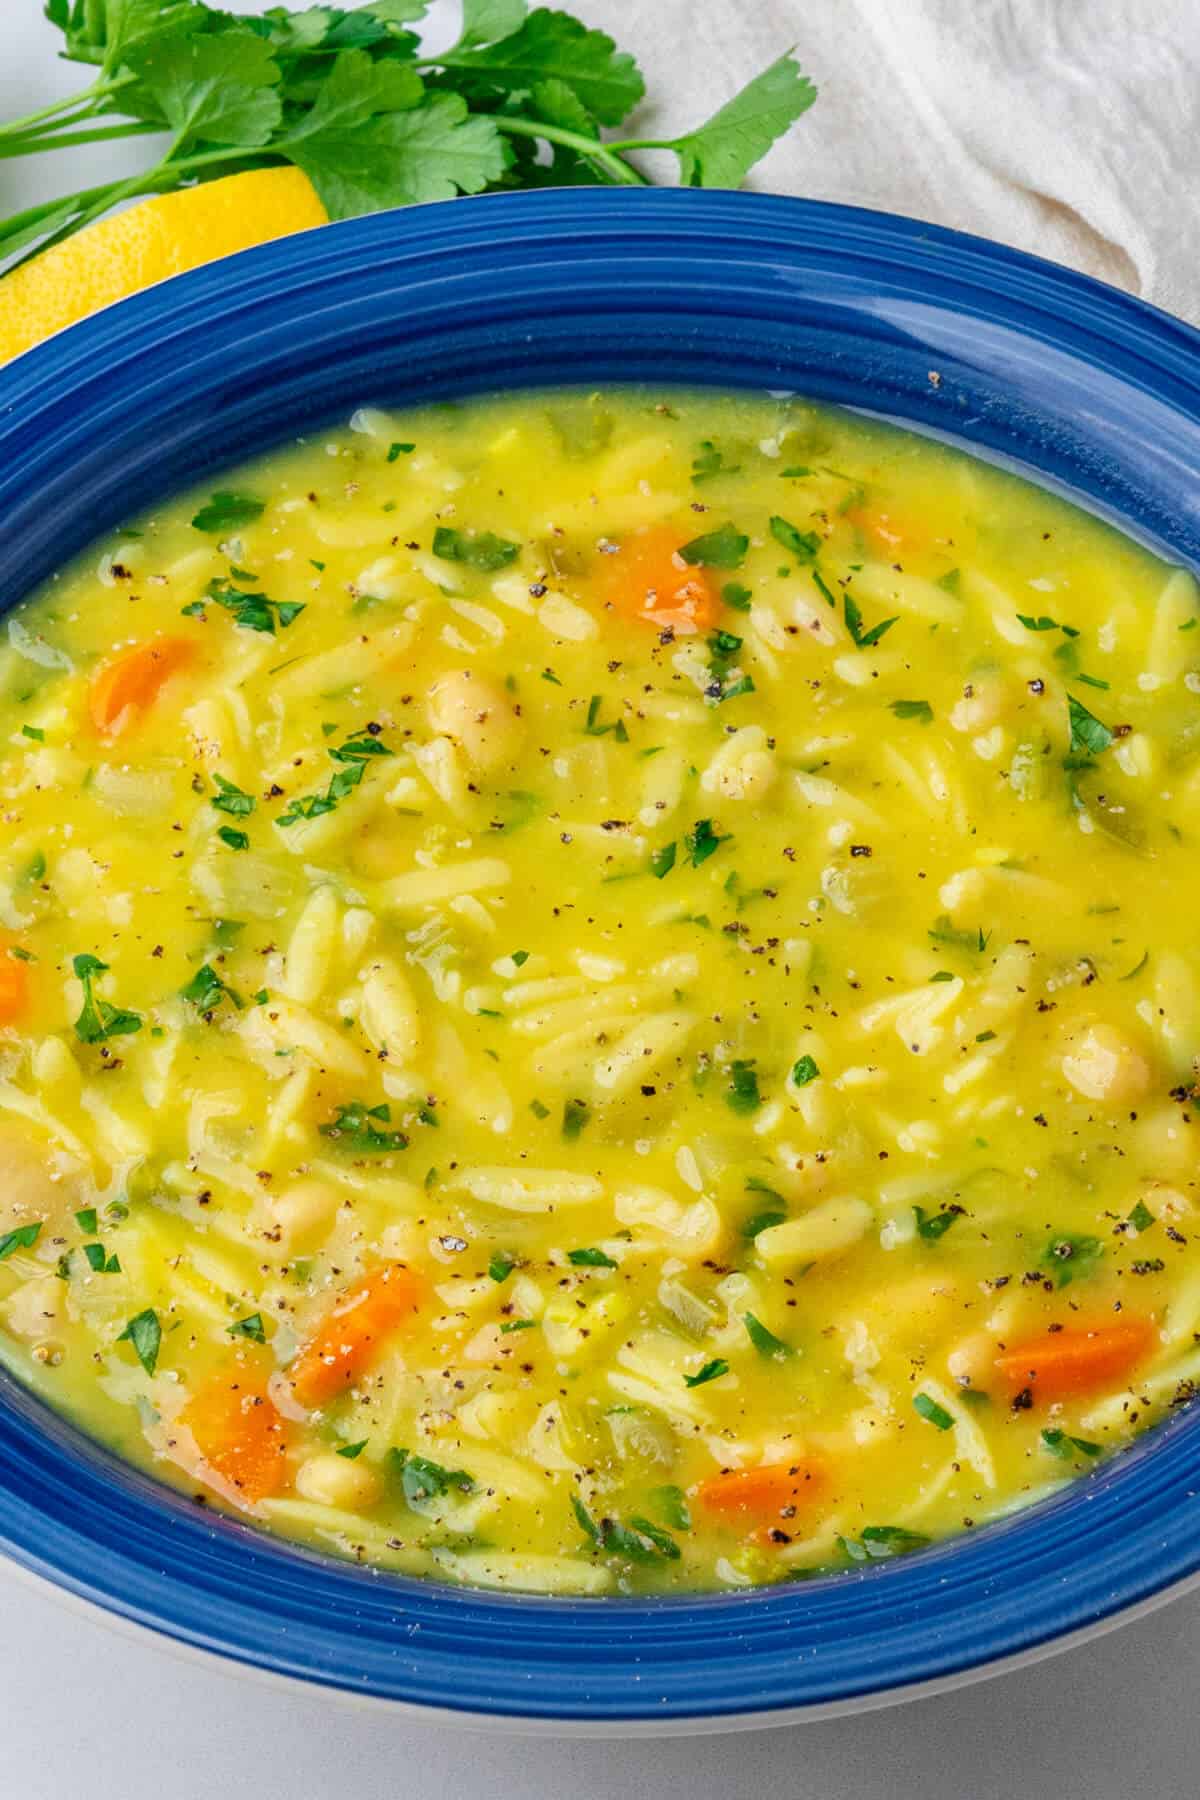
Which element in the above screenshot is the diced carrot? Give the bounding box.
[0,949,29,1024]
[994,1319,1156,1402]
[692,1460,824,1535]
[847,507,911,551]
[289,1263,426,1407]
[89,636,194,735]
[179,1360,289,1506]
[601,525,721,635]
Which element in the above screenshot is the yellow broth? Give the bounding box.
[0,388,1197,1595]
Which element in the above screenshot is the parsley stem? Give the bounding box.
[0,83,111,140]
[491,115,650,186]
[0,120,160,160]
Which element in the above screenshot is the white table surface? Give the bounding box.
[3,5,1199,1795]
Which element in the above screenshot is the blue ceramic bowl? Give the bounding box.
[1,190,1199,1730]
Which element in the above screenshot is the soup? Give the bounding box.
[0,389,1196,1595]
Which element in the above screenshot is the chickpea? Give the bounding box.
[1061,1021,1152,1105]
[427,670,521,771]
[296,1450,382,1511]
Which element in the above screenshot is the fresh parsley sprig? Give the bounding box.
[3,4,817,273]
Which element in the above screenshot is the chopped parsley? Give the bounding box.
[1067,693,1113,756]
[1126,1199,1155,1235]
[562,1097,591,1140]
[431,526,519,571]
[337,1440,369,1458]
[678,522,748,569]
[0,1222,41,1261]
[722,582,752,611]
[1041,1428,1103,1461]
[191,492,264,534]
[118,1308,161,1376]
[684,1358,729,1388]
[228,1313,266,1343]
[743,1310,792,1359]
[684,818,729,866]
[390,1447,474,1508]
[488,1252,517,1284]
[387,442,415,462]
[844,591,898,649]
[913,1391,953,1430]
[1040,1233,1104,1288]
[210,774,255,819]
[319,1100,408,1153]
[568,1246,617,1269]
[890,699,933,724]
[769,514,819,560]
[725,1059,761,1115]
[217,826,250,851]
[71,953,142,1045]
[838,1525,930,1562]
[180,962,243,1013]
[584,694,629,741]
[913,1204,960,1241]
[202,577,304,635]
[691,440,740,483]
[277,732,392,826]
[650,841,677,878]
[791,1054,820,1087]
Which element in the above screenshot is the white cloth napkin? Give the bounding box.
[581,0,1199,325]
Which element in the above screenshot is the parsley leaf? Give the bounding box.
[180,962,243,1014]
[913,1391,954,1431]
[210,773,255,818]
[390,1446,475,1508]
[1041,1428,1103,1462]
[0,1222,41,1261]
[844,591,898,649]
[914,1204,960,1241]
[123,31,283,150]
[684,818,729,866]
[228,1313,266,1343]
[277,733,391,826]
[191,491,265,534]
[432,524,520,570]
[671,53,818,187]
[319,1100,408,1152]
[290,85,505,215]
[684,1358,729,1388]
[118,1308,161,1376]
[743,1310,792,1359]
[1067,693,1114,756]
[1040,1233,1104,1288]
[791,1054,820,1087]
[71,953,142,1045]
[769,514,819,560]
[891,699,933,724]
[204,578,304,636]
[678,523,748,568]
[839,1525,930,1562]
[440,7,644,126]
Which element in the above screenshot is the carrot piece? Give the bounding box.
[0,949,29,1024]
[89,636,193,734]
[602,525,721,635]
[289,1263,426,1407]
[692,1460,824,1532]
[846,507,911,552]
[994,1319,1156,1402]
[179,1361,288,1505]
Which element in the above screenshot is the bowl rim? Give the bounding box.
[1,186,1199,1728]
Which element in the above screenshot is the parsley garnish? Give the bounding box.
[568,1246,617,1269]
[914,1204,960,1241]
[1041,1428,1103,1461]
[791,1054,820,1087]
[583,695,629,741]
[691,441,740,483]
[337,1440,369,1459]
[725,1059,761,1114]
[839,1525,930,1562]
[387,443,415,462]
[769,514,819,560]
[1040,1233,1104,1288]
[572,1497,680,1562]
[684,818,729,866]
[722,582,752,611]
[390,1447,474,1508]
[118,1308,161,1376]
[210,774,255,819]
[82,1242,120,1274]
[743,1310,792,1359]
[913,1391,954,1431]
[228,1313,266,1343]
[890,699,933,724]
[684,1358,729,1388]
[180,962,243,1014]
[562,1097,591,1140]
[928,915,991,956]
[432,526,520,571]
[0,1222,41,1261]
[217,826,249,851]
[203,577,304,636]
[844,591,898,649]
[678,523,749,569]
[488,1252,516,1284]
[71,953,142,1045]
[1067,693,1114,756]
[1127,1199,1155,1235]
[191,492,264,535]
[277,733,392,827]
[650,841,677,878]
[319,1101,408,1152]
